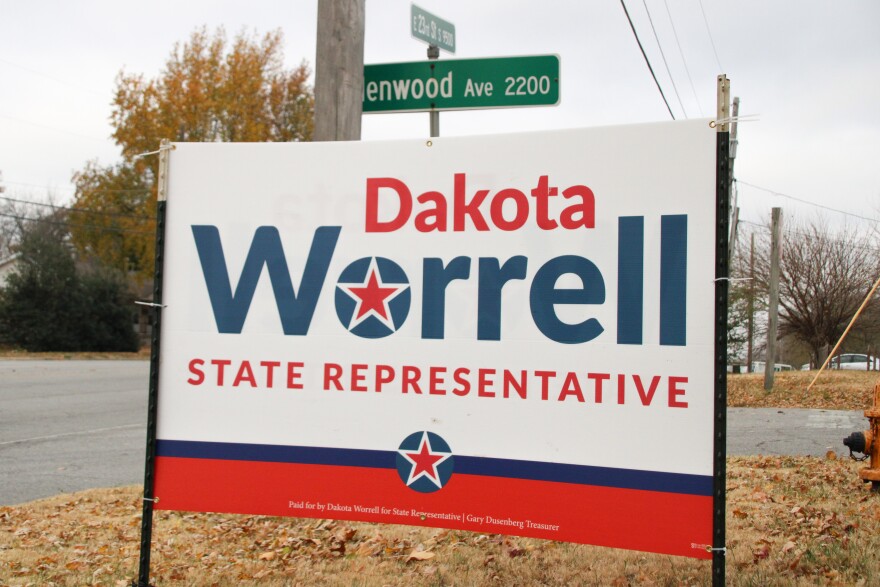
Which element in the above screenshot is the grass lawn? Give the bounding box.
[1,360,878,585]
[728,370,880,411]
[1,456,878,586]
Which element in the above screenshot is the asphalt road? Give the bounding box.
[0,360,149,505]
[0,360,872,505]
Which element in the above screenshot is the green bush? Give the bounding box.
[0,219,139,352]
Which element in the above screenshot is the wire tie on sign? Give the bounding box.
[706,546,727,554]
[142,496,160,503]
[135,301,166,308]
[709,114,760,128]
[133,143,177,159]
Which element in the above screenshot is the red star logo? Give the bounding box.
[339,258,408,330]
[400,432,452,488]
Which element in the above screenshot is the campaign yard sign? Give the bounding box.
[153,121,717,559]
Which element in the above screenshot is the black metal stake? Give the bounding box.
[713,127,730,587]
[134,197,167,587]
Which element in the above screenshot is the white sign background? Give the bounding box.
[157,120,716,478]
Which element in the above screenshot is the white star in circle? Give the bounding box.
[399,432,453,489]
[338,258,409,331]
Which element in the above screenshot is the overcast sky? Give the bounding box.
[2,0,878,232]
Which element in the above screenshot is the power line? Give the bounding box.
[697,0,724,73]
[0,114,107,142]
[640,0,687,117]
[0,211,154,236]
[619,0,675,120]
[738,218,880,255]
[0,195,151,220]
[4,180,152,195]
[3,180,75,192]
[0,57,106,98]
[736,179,879,225]
[662,0,703,117]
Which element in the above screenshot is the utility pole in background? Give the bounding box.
[764,207,782,390]
[314,0,365,141]
[746,232,755,372]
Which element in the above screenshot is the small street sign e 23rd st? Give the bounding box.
[363,55,560,113]
[411,4,455,54]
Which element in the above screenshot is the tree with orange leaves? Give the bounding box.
[71,27,313,280]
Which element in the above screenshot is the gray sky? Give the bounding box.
[2,0,878,230]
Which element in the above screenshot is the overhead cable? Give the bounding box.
[0,211,153,236]
[662,0,703,116]
[697,0,724,73]
[736,180,879,225]
[0,114,106,142]
[0,57,106,98]
[619,0,675,120]
[4,179,152,195]
[640,0,687,117]
[0,195,151,220]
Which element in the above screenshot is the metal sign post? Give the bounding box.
[410,5,454,138]
[428,44,440,137]
[713,74,731,587]
[133,139,172,587]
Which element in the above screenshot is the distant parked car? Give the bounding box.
[831,353,880,371]
[750,361,793,374]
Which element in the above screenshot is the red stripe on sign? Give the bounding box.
[154,456,712,559]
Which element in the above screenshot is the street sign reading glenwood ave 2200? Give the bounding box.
[363,55,560,113]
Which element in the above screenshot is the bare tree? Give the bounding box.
[754,217,880,366]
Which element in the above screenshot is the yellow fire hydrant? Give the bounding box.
[843,382,880,492]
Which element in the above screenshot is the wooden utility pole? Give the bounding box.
[314,0,365,141]
[764,207,782,390]
[746,232,755,372]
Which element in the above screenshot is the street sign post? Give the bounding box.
[363,55,560,113]
[411,4,455,54]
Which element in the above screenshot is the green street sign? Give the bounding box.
[363,55,560,113]
[411,4,455,54]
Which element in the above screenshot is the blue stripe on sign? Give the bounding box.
[157,440,711,496]
[617,216,644,344]
[660,214,688,346]
[157,439,390,469]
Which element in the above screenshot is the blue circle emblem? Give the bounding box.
[335,257,410,338]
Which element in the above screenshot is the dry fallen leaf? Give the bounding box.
[503,538,526,558]
[753,544,770,562]
[407,550,436,562]
[751,486,768,500]
[258,550,276,561]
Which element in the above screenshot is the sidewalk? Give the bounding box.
[727,407,867,457]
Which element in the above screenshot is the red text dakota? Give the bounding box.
[365,174,595,232]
